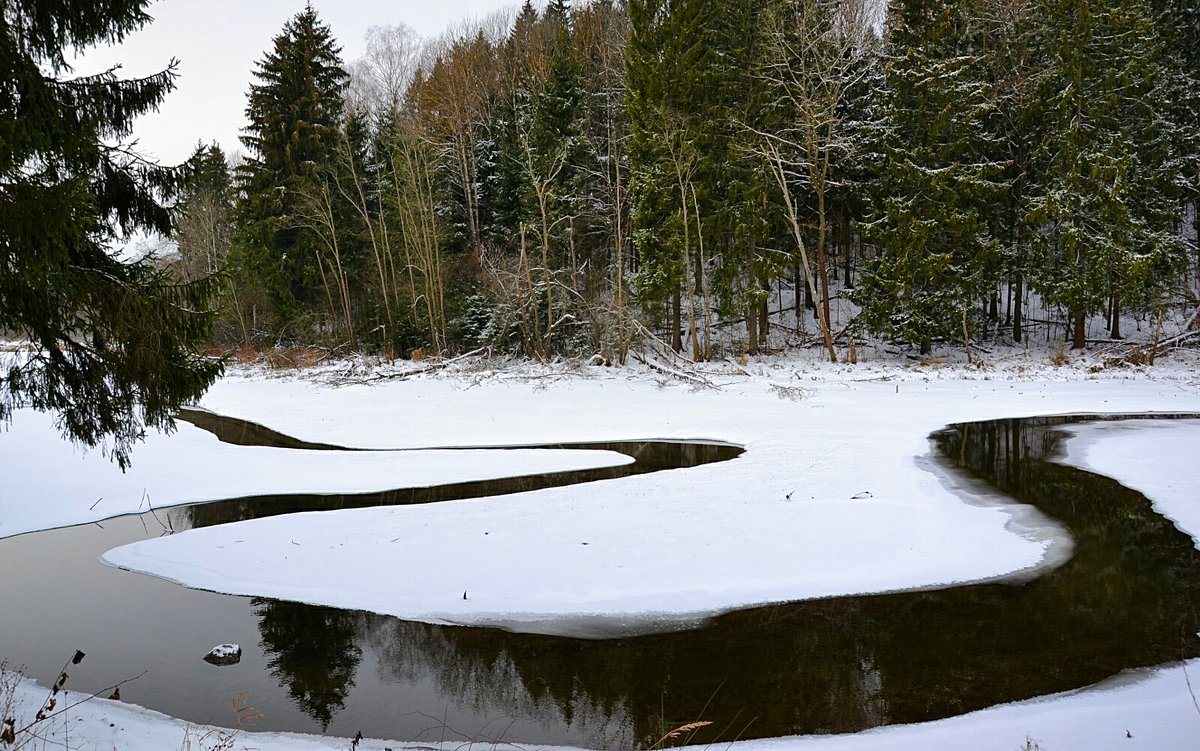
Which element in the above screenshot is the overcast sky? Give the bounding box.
[78,1,519,165]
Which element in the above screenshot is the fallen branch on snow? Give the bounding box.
[631,351,718,388]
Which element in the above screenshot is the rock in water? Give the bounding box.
[203,644,242,666]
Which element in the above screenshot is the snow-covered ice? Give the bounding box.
[0,407,631,540]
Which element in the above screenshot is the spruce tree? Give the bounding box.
[1147,0,1200,75]
[629,0,771,356]
[480,2,543,252]
[1024,0,1187,348]
[850,0,1004,354]
[546,0,573,31]
[627,0,702,351]
[566,0,635,359]
[174,144,234,281]
[0,0,223,468]
[1147,0,1200,252]
[174,144,247,343]
[758,0,876,362]
[529,36,586,257]
[710,0,775,354]
[974,0,1042,343]
[235,3,348,333]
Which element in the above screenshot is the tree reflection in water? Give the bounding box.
[254,599,362,730]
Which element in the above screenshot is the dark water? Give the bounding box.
[2,411,1199,749]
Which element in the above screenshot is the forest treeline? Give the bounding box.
[171,0,1200,362]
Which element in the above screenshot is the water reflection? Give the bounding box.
[255,599,362,730]
[4,412,1200,747]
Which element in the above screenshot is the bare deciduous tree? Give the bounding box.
[348,23,422,120]
[753,0,875,363]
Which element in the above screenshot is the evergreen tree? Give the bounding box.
[1024,0,1187,348]
[479,95,530,250]
[629,0,772,356]
[1147,0,1200,75]
[566,0,635,360]
[235,3,348,334]
[174,144,252,344]
[710,0,776,354]
[1147,0,1200,251]
[829,20,885,299]
[0,0,222,468]
[525,28,587,356]
[850,0,1004,354]
[974,0,1042,343]
[174,143,234,282]
[546,0,574,31]
[627,0,699,351]
[479,2,543,252]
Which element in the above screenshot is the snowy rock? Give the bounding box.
[203,644,241,665]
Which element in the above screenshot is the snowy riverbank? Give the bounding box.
[4,351,1200,749]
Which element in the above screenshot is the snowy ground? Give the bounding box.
[4,348,1200,749]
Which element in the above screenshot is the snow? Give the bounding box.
[5,352,1200,749]
[205,644,241,660]
[202,643,242,666]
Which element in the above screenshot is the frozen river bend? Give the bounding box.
[4,361,1200,749]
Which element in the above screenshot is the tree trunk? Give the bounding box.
[1013,275,1024,343]
[671,286,683,353]
[831,220,841,284]
[1072,310,1086,349]
[817,192,832,335]
[693,188,713,361]
[794,261,803,319]
[818,253,832,331]
[843,232,853,289]
[747,305,759,356]
[1110,295,1122,339]
[962,307,973,365]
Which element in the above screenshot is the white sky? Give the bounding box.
[77,1,519,165]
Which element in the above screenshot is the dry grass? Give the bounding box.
[649,720,714,748]
[179,693,262,751]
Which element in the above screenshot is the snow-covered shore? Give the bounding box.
[4,352,1200,750]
